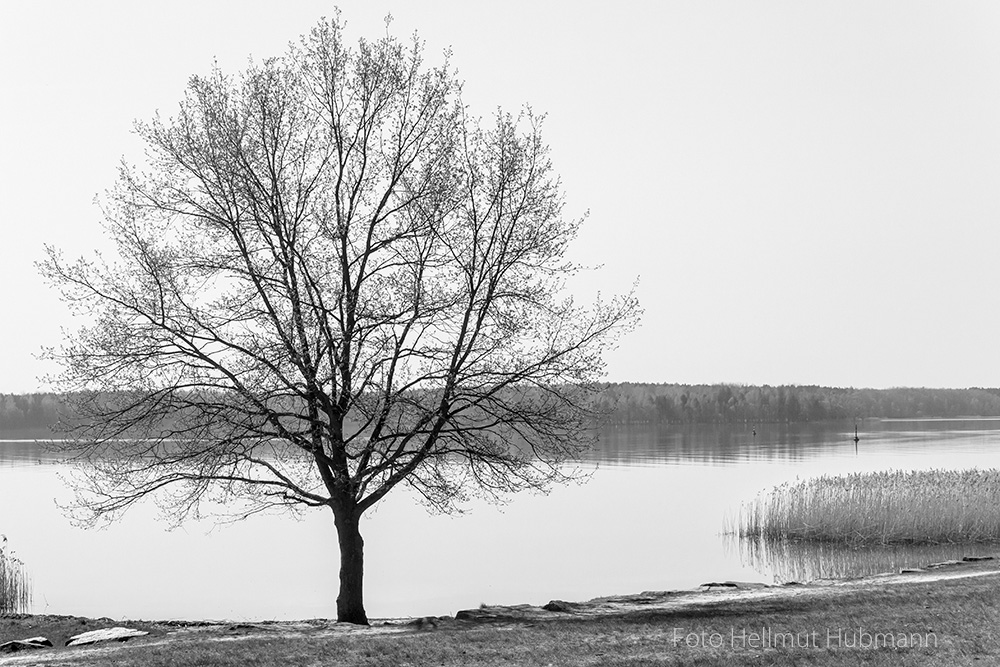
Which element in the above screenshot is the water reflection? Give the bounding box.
[731,537,1000,583]
[0,440,62,468]
[587,418,1000,465]
[588,422,853,465]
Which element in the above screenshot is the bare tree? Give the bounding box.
[40,16,639,625]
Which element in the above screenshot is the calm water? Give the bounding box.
[1,418,999,620]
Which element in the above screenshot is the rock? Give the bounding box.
[406,616,452,630]
[542,600,581,613]
[65,627,149,647]
[0,637,52,653]
[962,556,995,562]
[927,560,965,569]
[594,592,670,605]
[20,636,52,646]
[455,604,547,622]
[225,623,264,633]
[698,581,771,591]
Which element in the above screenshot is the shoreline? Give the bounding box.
[1,554,997,665]
[439,554,1000,624]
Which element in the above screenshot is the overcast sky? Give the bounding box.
[2,1,999,392]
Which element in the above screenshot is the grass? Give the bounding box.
[4,563,1000,666]
[0,536,30,614]
[736,469,1000,546]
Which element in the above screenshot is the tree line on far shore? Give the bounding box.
[595,384,1000,424]
[0,393,62,433]
[3,385,1000,433]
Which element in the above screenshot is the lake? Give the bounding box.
[1,418,999,621]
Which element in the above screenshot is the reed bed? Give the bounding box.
[736,469,1000,546]
[0,537,31,614]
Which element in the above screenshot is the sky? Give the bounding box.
[2,1,1000,392]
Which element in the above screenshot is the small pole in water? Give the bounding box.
[854,425,860,454]
[752,427,756,438]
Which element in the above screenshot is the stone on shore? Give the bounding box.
[455,604,551,622]
[406,615,453,630]
[65,627,149,647]
[0,637,53,653]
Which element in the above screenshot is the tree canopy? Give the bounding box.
[40,15,638,624]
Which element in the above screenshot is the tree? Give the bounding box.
[40,16,639,624]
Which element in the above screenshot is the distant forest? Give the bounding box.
[594,384,1000,424]
[3,385,1000,433]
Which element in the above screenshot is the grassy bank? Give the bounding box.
[738,469,1000,545]
[2,560,999,666]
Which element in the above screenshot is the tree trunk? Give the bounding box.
[334,510,369,625]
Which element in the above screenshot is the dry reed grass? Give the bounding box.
[736,468,1000,546]
[0,536,31,614]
